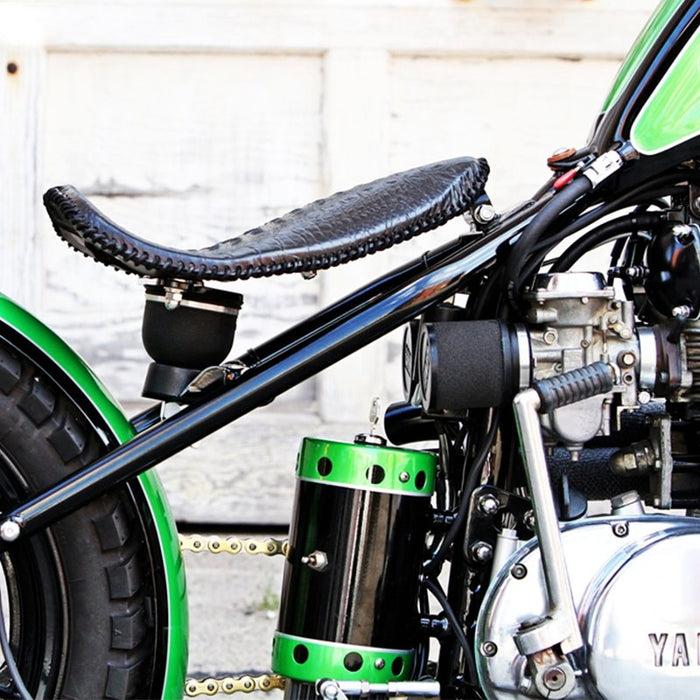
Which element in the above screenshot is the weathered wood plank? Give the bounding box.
[153,406,362,525]
[0,40,44,308]
[0,1,659,58]
[388,54,624,206]
[317,48,394,422]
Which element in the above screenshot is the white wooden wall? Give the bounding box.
[0,0,659,522]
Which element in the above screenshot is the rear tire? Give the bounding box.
[0,340,162,698]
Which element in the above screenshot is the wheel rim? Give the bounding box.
[0,447,68,699]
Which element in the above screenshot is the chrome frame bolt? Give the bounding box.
[0,518,21,542]
[477,494,500,516]
[301,550,329,571]
[470,541,493,562]
[473,204,497,225]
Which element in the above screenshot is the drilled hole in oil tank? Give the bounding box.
[366,464,385,484]
[391,657,404,676]
[343,652,363,672]
[293,644,309,664]
[317,457,332,476]
[415,471,426,490]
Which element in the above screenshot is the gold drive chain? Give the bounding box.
[180,533,289,695]
[179,533,288,557]
[184,674,286,696]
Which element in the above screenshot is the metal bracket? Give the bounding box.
[317,679,441,699]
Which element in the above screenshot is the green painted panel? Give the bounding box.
[602,0,684,112]
[631,26,700,154]
[0,294,187,698]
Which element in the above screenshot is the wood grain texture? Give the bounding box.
[0,1,658,57]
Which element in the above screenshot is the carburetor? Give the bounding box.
[524,272,656,455]
[406,271,693,457]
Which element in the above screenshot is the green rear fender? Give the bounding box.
[0,294,188,699]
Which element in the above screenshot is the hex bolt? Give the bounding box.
[619,351,636,367]
[480,641,498,657]
[301,550,329,571]
[474,204,497,225]
[470,541,493,562]
[477,493,500,516]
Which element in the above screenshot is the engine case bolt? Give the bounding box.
[477,494,500,516]
[510,563,528,579]
[480,641,498,657]
[612,521,629,538]
[470,541,493,562]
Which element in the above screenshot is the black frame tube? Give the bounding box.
[2,220,526,539]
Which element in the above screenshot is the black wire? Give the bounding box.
[0,589,31,700]
[518,186,685,285]
[549,211,665,273]
[513,168,698,289]
[424,577,478,685]
[424,410,499,576]
[505,178,592,307]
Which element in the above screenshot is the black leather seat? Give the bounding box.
[44,156,489,283]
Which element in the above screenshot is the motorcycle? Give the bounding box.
[0,0,698,697]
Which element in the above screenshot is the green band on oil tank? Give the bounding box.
[297,438,436,496]
[631,26,700,154]
[272,632,414,683]
[601,0,684,112]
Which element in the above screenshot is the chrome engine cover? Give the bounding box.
[476,516,700,699]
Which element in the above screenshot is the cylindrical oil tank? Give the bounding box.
[272,437,436,685]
